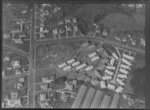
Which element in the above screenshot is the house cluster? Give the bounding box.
[3,54,29,77]
[37,12,82,40]
[3,11,31,44]
[37,75,77,108]
[56,41,135,94]
[100,51,135,93]
[2,91,28,108]
[93,23,145,49]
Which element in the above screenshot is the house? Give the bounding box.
[40,84,48,90]
[91,56,100,62]
[3,33,10,39]
[104,69,114,76]
[120,64,131,70]
[42,77,51,83]
[18,77,25,82]
[106,66,116,70]
[88,52,97,58]
[15,69,22,75]
[76,63,87,71]
[121,58,132,66]
[107,83,116,90]
[65,19,71,24]
[58,20,64,25]
[115,86,124,93]
[122,53,134,61]
[112,52,119,60]
[117,74,127,79]
[100,80,107,89]
[102,75,112,80]
[109,57,115,66]
[85,65,94,71]
[39,93,47,101]
[72,18,77,23]
[116,78,125,86]
[58,62,67,68]
[67,58,76,64]
[4,56,10,62]
[13,38,23,44]
[15,82,23,90]
[63,65,72,71]
[11,92,18,99]
[119,68,129,74]
[5,98,22,107]
[72,61,80,67]
[140,38,145,47]
[82,42,90,47]
[61,92,70,102]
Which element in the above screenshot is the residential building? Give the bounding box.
[39,93,47,101]
[115,86,124,93]
[40,84,48,90]
[67,58,76,64]
[100,80,107,88]
[117,74,127,79]
[116,78,125,86]
[63,65,72,71]
[76,63,87,71]
[119,68,129,74]
[106,66,116,70]
[72,61,80,67]
[121,58,132,66]
[102,75,112,80]
[88,52,97,58]
[120,64,131,70]
[122,53,134,61]
[112,52,119,60]
[85,65,94,71]
[107,83,116,90]
[91,56,100,62]
[109,57,115,66]
[104,69,114,76]
[82,42,90,47]
[42,77,52,83]
[58,62,67,68]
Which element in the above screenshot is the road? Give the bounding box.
[35,36,145,55]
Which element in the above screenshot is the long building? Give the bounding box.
[90,90,103,108]
[122,53,134,61]
[109,94,120,108]
[71,85,87,108]
[99,95,111,108]
[81,87,96,108]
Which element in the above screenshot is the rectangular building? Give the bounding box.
[76,63,87,71]
[109,94,120,108]
[58,63,67,68]
[67,58,76,64]
[72,85,87,108]
[99,95,111,108]
[88,52,97,58]
[81,87,96,108]
[72,61,80,67]
[90,90,103,108]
